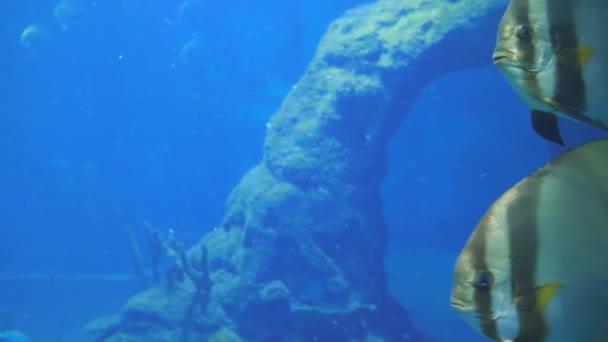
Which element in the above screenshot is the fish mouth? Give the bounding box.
[492,49,516,64]
[450,300,469,311]
[492,53,509,64]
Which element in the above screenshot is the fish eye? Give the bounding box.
[473,270,494,292]
[517,24,533,41]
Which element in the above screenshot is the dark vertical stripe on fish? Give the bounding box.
[508,171,549,342]
[469,212,501,341]
[510,0,532,60]
[547,0,587,117]
[510,0,544,100]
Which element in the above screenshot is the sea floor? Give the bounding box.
[0,273,140,341]
[0,249,485,341]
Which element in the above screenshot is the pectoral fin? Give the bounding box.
[557,45,594,69]
[535,282,563,311]
[531,110,565,146]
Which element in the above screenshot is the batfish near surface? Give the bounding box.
[450,139,608,341]
[493,0,608,145]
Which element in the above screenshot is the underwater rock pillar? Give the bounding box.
[89,0,508,340]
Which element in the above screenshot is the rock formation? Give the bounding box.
[87,0,508,340]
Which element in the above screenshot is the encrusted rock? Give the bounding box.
[87,0,508,340]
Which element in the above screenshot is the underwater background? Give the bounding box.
[2,0,606,341]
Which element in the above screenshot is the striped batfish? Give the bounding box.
[450,139,608,341]
[493,0,608,145]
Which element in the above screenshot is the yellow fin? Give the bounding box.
[536,282,562,311]
[558,46,594,68]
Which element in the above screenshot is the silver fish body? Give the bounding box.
[451,139,608,341]
[494,0,608,145]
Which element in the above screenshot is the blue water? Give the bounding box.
[1,1,605,341]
